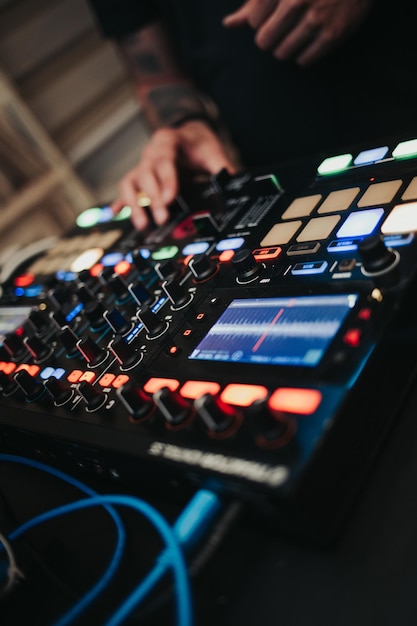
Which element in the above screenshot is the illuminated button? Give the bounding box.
[219,249,235,262]
[182,329,193,337]
[317,153,353,175]
[182,242,210,256]
[327,239,358,252]
[76,207,103,228]
[166,344,181,356]
[317,187,360,214]
[79,370,96,383]
[252,247,282,261]
[98,373,115,388]
[291,261,328,275]
[70,248,104,273]
[383,234,414,247]
[151,246,179,261]
[220,384,268,407]
[353,146,389,166]
[216,237,245,252]
[144,377,180,393]
[67,369,83,383]
[101,252,124,266]
[112,374,129,389]
[0,362,16,375]
[114,260,132,277]
[260,221,302,246]
[343,328,361,347]
[14,273,35,288]
[381,202,417,235]
[281,194,322,219]
[15,364,40,377]
[195,313,206,322]
[336,208,384,239]
[180,380,221,400]
[97,205,114,223]
[296,215,341,242]
[392,138,417,160]
[268,387,322,415]
[401,176,417,201]
[357,308,371,321]
[357,180,402,207]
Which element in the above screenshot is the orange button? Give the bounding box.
[268,387,322,415]
[99,373,115,387]
[144,377,180,393]
[180,380,221,399]
[220,384,268,407]
[15,363,40,376]
[219,250,235,262]
[252,247,282,261]
[14,273,35,288]
[0,361,16,375]
[114,260,131,275]
[112,374,130,388]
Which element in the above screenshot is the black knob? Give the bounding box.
[84,300,107,330]
[24,335,52,363]
[27,309,49,336]
[48,286,72,309]
[58,326,80,358]
[44,377,74,406]
[137,305,168,339]
[117,381,154,422]
[161,279,192,309]
[108,273,131,303]
[188,254,218,282]
[194,393,241,436]
[98,266,115,288]
[76,283,96,305]
[76,336,108,367]
[155,260,180,281]
[76,269,97,288]
[50,309,71,331]
[231,249,262,281]
[77,381,107,411]
[0,371,18,395]
[131,249,153,277]
[128,282,155,308]
[13,369,45,402]
[103,308,133,336]
[108,336,143,370]
[153,386,192,427]
[3,333,28,361]
[358,234,397,274]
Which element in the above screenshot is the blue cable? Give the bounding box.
[0,454,126,625]
[0,455,224,626]
[8,494,193,626]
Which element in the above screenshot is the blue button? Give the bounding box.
[291,261,328,275]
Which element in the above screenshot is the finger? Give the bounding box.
[110,197,125,216]
[272,16,321,62]
[222,0,252,27]
[246,0,278,30]
[255,2,305,51]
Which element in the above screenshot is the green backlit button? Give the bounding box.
[392,139,417,160]
[151,246,179,260]
[76,207,103,228]
[317,153,353,175]
[113,205,132,221]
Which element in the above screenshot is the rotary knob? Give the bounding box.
[358,234,398,274]
[103,308,133,336]
[3,332,28,361]
[24,335,53,363]
[77,381,107,411]
[44,377,74,406]
[131,249,154,277]
[137,305,168,339]
[117,381,154,423]
[27,309,49,336]
[76,336,108,367]
[153,386,193,427]
[194,393,242,437]
[0,371,18,395]
[128,281,155,308]
[231,249,262,282]
[188,254,218,282]
[162,279,192,309]
[108,336,143,370]
[14,369,45,402]
[155,259,180,281]
[58,326,80,358]
[108,273,131,303]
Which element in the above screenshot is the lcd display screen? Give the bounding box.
[189,294,358,367]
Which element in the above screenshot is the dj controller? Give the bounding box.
[2,135,417,540]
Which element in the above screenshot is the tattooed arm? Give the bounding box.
[112,21,238,229]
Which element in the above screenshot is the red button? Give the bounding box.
[343,328,361,347]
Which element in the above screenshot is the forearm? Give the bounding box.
[117,21,212,130]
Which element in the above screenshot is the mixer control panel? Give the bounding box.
[2,136,417,537]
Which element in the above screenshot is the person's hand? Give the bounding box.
[111,121,237,230]
[223,0,374,66]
